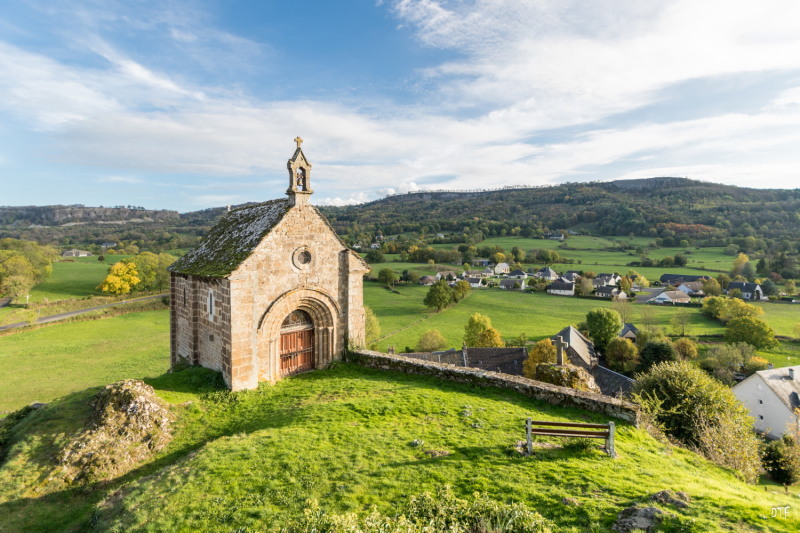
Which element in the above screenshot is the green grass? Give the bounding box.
[0,310,170,414]
[27,261,109,303]
[756,302,800,337]
[1,364,797,531]
[369,286,724,352]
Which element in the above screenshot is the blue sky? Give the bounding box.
[2,0,800,211]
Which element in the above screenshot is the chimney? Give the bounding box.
[790,368,796,381]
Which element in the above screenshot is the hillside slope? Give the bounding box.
[1,364,797,532]
[320,178,800,241]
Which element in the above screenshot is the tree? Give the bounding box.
[98,261,141,295]
[131,251,159,290]
[741,261,757,282]
[0,274,34,303]
[701,277,721,296]
[670,307,690,336]
[405,270,420,283]
[416,330,448,352]
[673,337,698,360]
[716,273,731,289]
[464,313,491,346]
[364,306,381,345]
[476,327,505,348]
[639,304,656,333]
[633,361,760,483]
[377,268,399,288]
[365,249,384,263]
[423,280,453,311]
[585,308,623,353]
[699,342,755,384]
[638,340,676,372]
[156,253,177,290]
[785,280,797,295]
[605,337,639,373]
[522,338,557,378]
[724,316,778,350]
[763,435,800,485]
[731,252,749,276]
[452,280,471,302]
[577,277,594,295]
[611,299,632,323]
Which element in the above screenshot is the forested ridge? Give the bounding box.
[320,177,800,243]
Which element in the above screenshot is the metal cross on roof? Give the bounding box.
[294,136,303,148]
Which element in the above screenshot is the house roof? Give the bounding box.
[619,323,639,336]
[169,199,290,277]
[595,286,617,296]
[548,281,574,291]
[509,269,527,276]
[659,290,690,300]
[499,279,520,288]
[552,325,634,396]
[659,273,709,285]
[679,281,704,292]
[743,366,800,413]
[419,275,437,283]
[727,281,761,292]
[592,365,635,397]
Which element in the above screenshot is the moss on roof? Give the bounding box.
[169,199,290,277]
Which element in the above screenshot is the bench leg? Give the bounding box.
[606,421,616,458]
[526,418,533,455]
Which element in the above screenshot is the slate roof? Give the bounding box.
[727,281,761,293]
[509,269,527,277]
[552,326,596,367]
[659,273,709,285]
[169,199,290,277]
[464,347,528,374]
[592,365,635,397]
[499,279,521,289]
[548,281,574,292]
[595,286,617,297]
[619,323,639,337]
[752,366,800,413]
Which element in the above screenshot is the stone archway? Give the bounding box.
[256,288,339,383]
[279,310,314,376]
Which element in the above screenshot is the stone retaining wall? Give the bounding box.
[347,350,640,425]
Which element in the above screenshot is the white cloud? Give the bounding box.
[98,175,142,184]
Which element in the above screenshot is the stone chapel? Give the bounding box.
[168,139,370,390]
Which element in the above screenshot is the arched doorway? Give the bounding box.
[279,310,315,376]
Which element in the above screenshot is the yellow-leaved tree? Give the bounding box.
[98,261,141,295]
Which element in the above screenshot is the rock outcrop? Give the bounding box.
[58,380,173,483]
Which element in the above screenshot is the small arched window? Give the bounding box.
[207,290,215,320]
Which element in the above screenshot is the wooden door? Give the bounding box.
[280,311,314,376]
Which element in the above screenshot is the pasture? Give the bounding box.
[0,310,169,413]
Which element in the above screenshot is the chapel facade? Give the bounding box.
[168,139,370,390]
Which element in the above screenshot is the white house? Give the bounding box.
[677,281,704,297]
[647,290,690,304]
[465,277,483,289]
[62,249,92,257]
[547,281,575,296]
[726,281,767,301]
[508,269,528,280]
[733,366,800,438]
[535,267,558,281]
[494,262,510,275]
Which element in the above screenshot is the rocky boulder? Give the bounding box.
[58,380,173,483]
[534,363,601,393]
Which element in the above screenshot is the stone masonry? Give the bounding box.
[169,139,370,390]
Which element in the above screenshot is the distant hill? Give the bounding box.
[0,205,179,226]
[319,178,800,241]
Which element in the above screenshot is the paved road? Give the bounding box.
[0,294,167,332]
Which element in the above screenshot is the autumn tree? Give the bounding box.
[522,338,557,378]
[0,275,34,303]
[673,337,698,360]
[611,299,632,323]
[452,280,471,302]
[605,337,639,373]
[585,307,623,353]
[98,261,141,295]
[701,277,722,296]
[464,313,503,347]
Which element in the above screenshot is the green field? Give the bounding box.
[365,283,725,352]
[2,364,797,531]
[0,310,169,414]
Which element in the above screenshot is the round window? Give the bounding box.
[292,247,313,269]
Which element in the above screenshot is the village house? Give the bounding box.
[647,290,691,304]
[436,270,458,281]
[62,249,92,257]
[595,273,621,287]
[733,366,800,438]
[619,323,639,342]
[508,269,528,280]
[659,273,710,287]
[418,275,437,286]
[547,281,575,296]
[562,270,581,282]
[726,281,767,301]
[594,286,619,299]
[494,262,510,275]
[499,279,523,290]
[168,139,370,391]
[465,277,483,289]
[676,281,704,297]
[534,266,558,281]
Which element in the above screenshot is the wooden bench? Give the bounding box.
[525,418,616,458]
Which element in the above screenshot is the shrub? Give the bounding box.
[763,435,800,485]
[585,307,623,352]
[633,361,760,483]
[605,337,639,373]
[724,316,779,350]
[673,337,698,360]
[416,330,448,352]
[522,338,556,378]
[699,343,755,384]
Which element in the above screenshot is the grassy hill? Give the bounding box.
[2,364,799,532]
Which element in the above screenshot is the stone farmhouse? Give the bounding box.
[62,249,92,257]
[168,139,370,390]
